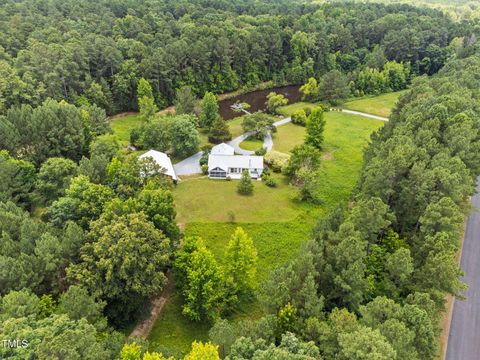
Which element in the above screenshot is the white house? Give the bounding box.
[139,149,178,181]
[211,142,235,156]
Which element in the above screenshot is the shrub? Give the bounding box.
[227,210,236,224]
[237,171,253,195]
[201,164,209,175]
[265,151,290,172]
[130,127,143,148]
[200,151,210,166]
[255,147,267,156]
[263,176,277,188]
[291,110,307,126]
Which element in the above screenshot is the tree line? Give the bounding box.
[0,0,471,115]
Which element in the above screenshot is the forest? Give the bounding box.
[0,0,467,115]
[1,0,480,359]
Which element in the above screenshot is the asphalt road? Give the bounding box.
[446,176,480,360]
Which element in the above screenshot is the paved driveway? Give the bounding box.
[173,151,202,176]
[446,176,480,360]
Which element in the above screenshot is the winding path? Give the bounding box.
[173,109,387,176]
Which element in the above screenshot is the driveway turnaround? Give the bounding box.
[446,176,480,360]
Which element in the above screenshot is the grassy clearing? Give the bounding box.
[342,90,406,118]
[278,102,317,117]
[110,113,142,146]
[149,290,210,358]
[174,174,316,224]
[149,110,385,355]
[272,123,306,153]
[240,137,264,151]
[227,117,245,138]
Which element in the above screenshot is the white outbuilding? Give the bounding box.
[139,150,178,181]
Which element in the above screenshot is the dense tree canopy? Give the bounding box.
[0,0,469,116]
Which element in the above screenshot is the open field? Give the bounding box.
[174,174,316,224]
[149,109,384,356]
[110,113,142,146]
[272,123,306,153]
[342,90,406,118]
[277,90,406,119]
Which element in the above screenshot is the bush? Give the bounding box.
[265,151,290,172]
[255,147,267,156]
[263,176,277,188]
[291,110,307,126]
[237,170,253,195]
[200,151,210,166]
[201,164,209,175]
[130,127,143,147]
[304,107,312,117]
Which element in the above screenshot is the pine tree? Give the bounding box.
[200,91,219,129]
[208,117,232,144]
[305,107,326,150]
[237,170,253,195]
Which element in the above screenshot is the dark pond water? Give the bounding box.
[219,85,301,120]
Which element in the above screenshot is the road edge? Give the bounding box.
[439,210,469,359]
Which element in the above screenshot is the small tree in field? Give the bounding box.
[237,170,253,195]
[224,227,258,296]
[305,107,326,150]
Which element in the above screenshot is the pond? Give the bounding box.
[218,85,301,120]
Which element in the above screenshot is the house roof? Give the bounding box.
[208,154,264,171]
[139,150,178,180]
[211,143,235,156]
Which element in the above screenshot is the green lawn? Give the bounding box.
[227,117,245,138]
[149,110,385,356]
[240,137,263,151]
[272,123,306,153]
[342,90,407,118]
[110,113,142,146]
[173,174,316,225]
[278,102,317,117]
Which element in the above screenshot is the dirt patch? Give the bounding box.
[129,276,174,339]
[321,151,335,161]
[108,111,138,121]
[158,106,175,116]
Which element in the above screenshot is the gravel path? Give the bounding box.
[339,109,389,121]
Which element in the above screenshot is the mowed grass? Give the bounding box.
[240,137,263,151]
[110,113,142,146]
[149,111,385,356]
[342,90,406,118]
[174,173,316,224]
[272,123,306,153]
[227,117,245,138]
[278,102,317,117]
